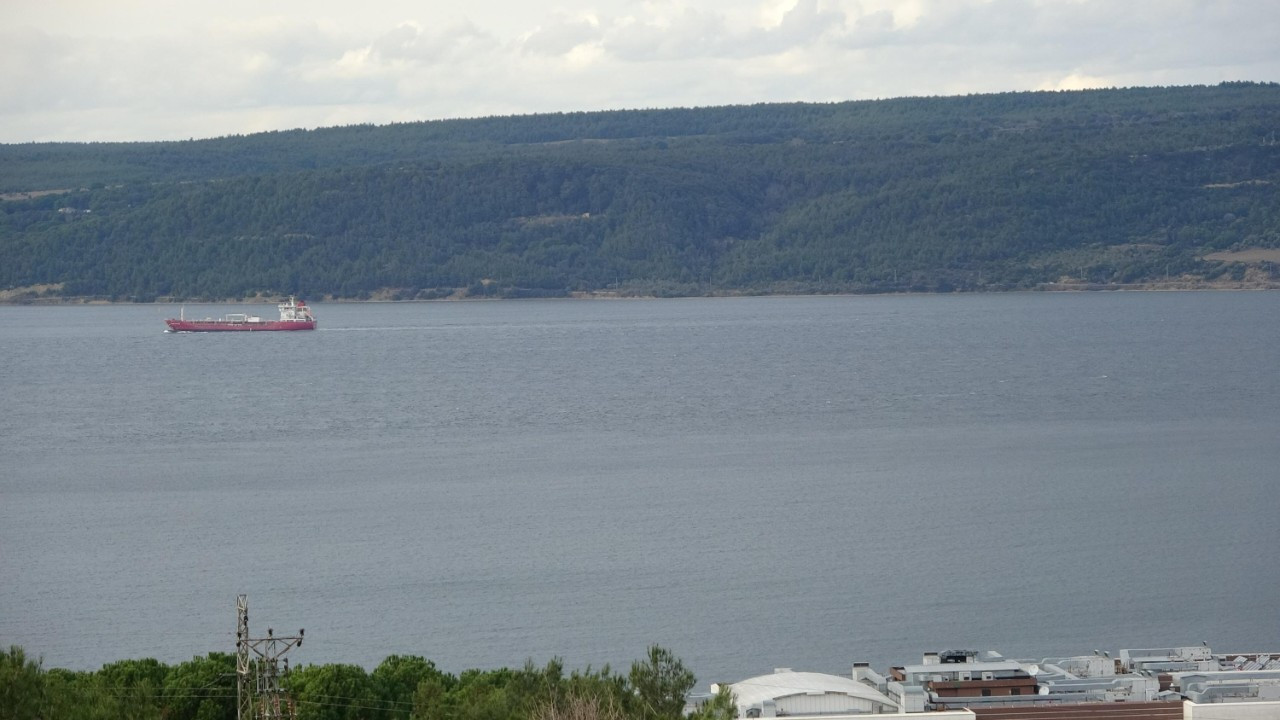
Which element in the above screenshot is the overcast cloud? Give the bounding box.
[1,0,1277,142]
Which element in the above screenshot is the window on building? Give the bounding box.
[981,689,991,697]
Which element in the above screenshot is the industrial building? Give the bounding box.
[708,645,1280,720]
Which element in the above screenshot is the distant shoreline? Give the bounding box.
[2,282,1278,306]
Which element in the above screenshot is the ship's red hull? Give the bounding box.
[165,296,316,332]
[165,319,316,332]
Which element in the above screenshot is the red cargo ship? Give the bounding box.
[165,297,317,332]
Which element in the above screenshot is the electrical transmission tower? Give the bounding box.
[236,594,305,720]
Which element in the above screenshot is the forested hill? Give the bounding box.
[3,82,1280,301]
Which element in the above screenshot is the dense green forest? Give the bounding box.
[3,82,1280,301]
[0,644,733,720]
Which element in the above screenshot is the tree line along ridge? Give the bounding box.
[2,82,1279,302]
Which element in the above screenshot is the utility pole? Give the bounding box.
[236,594,305,720]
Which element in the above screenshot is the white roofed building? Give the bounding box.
[717,669,901,718]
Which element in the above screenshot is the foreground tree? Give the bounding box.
[289,663,380,720]
[1,646,45,720]
[532,690,627,720]
[371,655,451,720]
[687,686,736,720]
[628,646,696,720]
[0,644,711,720]
[163,652,237,720]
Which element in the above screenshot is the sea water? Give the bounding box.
[1,293,1277,682]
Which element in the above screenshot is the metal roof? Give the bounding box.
[728,670,899,711]
[899,661,1025,675]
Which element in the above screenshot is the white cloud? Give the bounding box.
[1,0,1277,142]
[521,16,602,57]
[1039,72,1112,91]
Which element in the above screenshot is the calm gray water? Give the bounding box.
[1,293,1277,683]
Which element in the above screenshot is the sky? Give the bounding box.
[2,0,1278,143]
